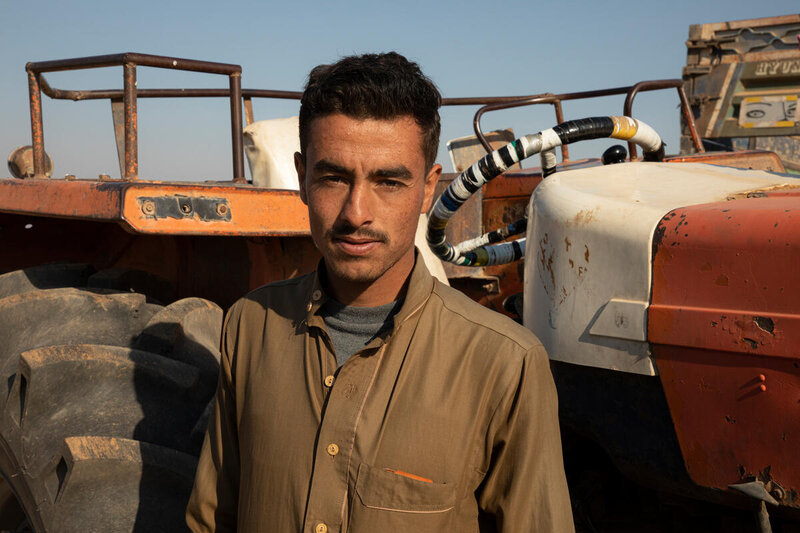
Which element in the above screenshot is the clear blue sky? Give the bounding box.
[1,1,797,180]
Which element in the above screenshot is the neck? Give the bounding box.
[324,249,415,307]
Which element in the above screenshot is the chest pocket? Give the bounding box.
[354,463,455,513]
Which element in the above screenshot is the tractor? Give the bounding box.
[1,15,798,532]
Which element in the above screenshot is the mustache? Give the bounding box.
[327,222,388,243]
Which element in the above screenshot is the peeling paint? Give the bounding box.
[742,337,759,350]
[754,316,775,334]
[726,183,800,201]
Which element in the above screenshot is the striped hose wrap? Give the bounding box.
[427,134,539,265]
[462,239,526,267]
[454,217,527,255]
[427,116,663,266]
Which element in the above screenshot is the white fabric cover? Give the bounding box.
[243,116,301,190]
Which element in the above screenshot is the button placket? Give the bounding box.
[303,345,387,531]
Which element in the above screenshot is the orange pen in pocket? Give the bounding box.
[384,468,433,483]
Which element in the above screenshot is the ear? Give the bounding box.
[294,152,308,205]
[421,163,442,214]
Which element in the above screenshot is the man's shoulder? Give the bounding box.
[230,271,315,317]
[428,279,542,354]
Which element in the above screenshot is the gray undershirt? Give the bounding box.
[321,299,401,367]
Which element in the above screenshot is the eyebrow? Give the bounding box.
[313,160,353,177]
[312,159,413,180]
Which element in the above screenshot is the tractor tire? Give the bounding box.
[0,263,222,532]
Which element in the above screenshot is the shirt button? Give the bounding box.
[324,375,335,387]
[315,523,328,533]
[326,443,339,456]
[312,289,322,301]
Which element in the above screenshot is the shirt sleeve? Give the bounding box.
[477,343,575,532]
[186,303,242,533]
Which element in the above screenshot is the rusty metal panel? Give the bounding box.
[743,136,800,172]
[0,178,123,219]
[123,183,309,236]
[664,150,786,172]
[649,192,800,507]
[0,178,311,237]
[480,196,528,316]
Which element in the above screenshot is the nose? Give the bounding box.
[339,181,373,228]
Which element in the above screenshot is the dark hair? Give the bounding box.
[299,52,441,169]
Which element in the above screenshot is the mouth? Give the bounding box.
[332,236,382,256]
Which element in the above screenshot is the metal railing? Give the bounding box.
[25,53,705,181]
[472,79,704,161]
[27,53,244,181]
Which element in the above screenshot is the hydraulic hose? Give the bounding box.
[427,116,664,266]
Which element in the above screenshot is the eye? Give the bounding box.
[378,179,405,189]
[320,175,346,185]
[746,109,766,119]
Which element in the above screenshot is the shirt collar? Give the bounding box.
[304,247,435,330]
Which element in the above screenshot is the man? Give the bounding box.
[186,52,573,532]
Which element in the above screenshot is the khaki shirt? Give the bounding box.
[186,256,574,532]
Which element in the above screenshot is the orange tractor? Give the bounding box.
[1,42,798,532]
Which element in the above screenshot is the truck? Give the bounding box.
[681,14,800,173]
[0,14,797,533]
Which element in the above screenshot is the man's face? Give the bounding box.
[295,114,440,293]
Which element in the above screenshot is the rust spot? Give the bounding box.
[584,245,590,262]
[742,338,758,350]
[700,263,712,272]
[651,223,667,254]
[568,259,574,268]
[538,233,555,293]
[674,216,688,234]
[573,208,596,226]
[754,316,774,334]
[715,274,729,286]
[564,237,571,251]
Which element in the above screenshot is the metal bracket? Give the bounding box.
[137,195,231,221]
